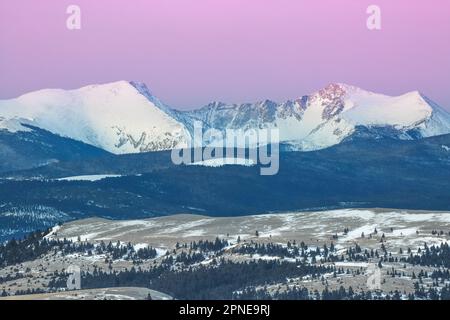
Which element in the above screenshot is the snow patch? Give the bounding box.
[187,158,255,167]
[57,174,122,181]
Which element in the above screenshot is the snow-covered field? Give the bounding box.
[49,209,450,250]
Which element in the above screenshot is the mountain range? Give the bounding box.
[1,81,450,241]
[1,81,450,157]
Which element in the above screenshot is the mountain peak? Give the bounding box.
[77,80,137,91]
[311,83,350,104]
[0,80,190,154]
[315,83,366,98]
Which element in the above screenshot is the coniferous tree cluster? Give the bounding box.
[0,229,55,267]
[183,238,229,252]
[48,259,336,300]
[404,243,450,268]
[175,251,205,265]
[232,242,301,258]
[0,229,161,269]
[234,284,450,300]
[94,241,157,261]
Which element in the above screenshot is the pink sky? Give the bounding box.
[1,0,449,110]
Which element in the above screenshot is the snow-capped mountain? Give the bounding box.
[1,82,450,154]
[0,81,190,154]
[187,83,450,150]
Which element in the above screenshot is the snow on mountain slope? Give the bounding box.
[293,84,450,149]
[339,88,446,132]
[0,117,33,133]
[0,81,190,154]
[1,82,449,154]
[187,83,450,150]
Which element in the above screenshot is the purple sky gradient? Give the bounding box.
[1,0,449,110]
